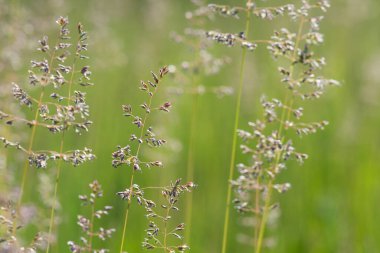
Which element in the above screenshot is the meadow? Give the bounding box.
[0,0,379,252]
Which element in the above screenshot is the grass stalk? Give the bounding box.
[221,2,253,253]
[88,198,96,251]
[119,77,163,253]
[255,17,305,253]
[14,39,60,234]
[13,89,45,240]
[119,170,136,253]
[46,54,77,252]
[184,75,200,243]
[45,136,64,253]
[16,90,45,209]
[17,28,62,210]
[163,202,173,252]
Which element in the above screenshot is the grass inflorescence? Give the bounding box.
[0,16,95,251]
[205,0,337,252]
[113,66,195,253]
[68,180,115,252]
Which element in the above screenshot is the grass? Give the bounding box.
[221,3,253,253]
[0,0,379,253]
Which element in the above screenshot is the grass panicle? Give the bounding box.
[113,66,195,252]
[140,179,196,252]
[205,1,337,252]
[227,1,338,252]
[68,180,115,252]
[0,16,95,251]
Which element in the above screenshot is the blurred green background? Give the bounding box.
[1,0,380,252]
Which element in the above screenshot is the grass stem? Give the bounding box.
[45,136,64,253]
[46,53,77,252]
[184,74,200,244]
[221,2,253,253]
[88,197,96,251]
[255,17,305,253]
[119,74,164,253]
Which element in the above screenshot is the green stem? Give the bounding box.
[45,136,64,253]
[184,80,200,244]
[221,2,252,253]
[88,198,96,251]
[16,90,44,209]
[119,170,135,253]
[253,164,261,246]
[46,52,78,253]
[119,74,164,253]
[163,202,173,252]
[119,105,151,252]
[13,91,44,240]
[17,28,61,210]
[255,17,305,253]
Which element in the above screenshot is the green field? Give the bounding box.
[1,0,379,252]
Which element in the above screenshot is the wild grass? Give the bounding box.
[112,66,195,252]
[204,1,337,252]
[68,180,115,252]
[0,1,346,253]
[0,17,95,251]
[170,1,232,245]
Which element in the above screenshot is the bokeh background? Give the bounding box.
[1,0,379,252]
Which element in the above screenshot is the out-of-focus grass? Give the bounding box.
[1,0,380,252]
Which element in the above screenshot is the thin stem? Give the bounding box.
[16,28,60,211]
[184,68,201,244]
[119,76,164,253]
[45,135,64,253]
[253,156,262,246]
[46,49,78,252]
[163,202,173,252]
[12,89,45,239]
[141,186,165,190]
[88,198,96,251]
[184,93,198,243]
[252,91,289,249]
[14,38,58,239]
[119,170,135,253]
[2,113,87,129]
[16,90,44,207]
[255,17,305,253]
[221,2,252,253]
